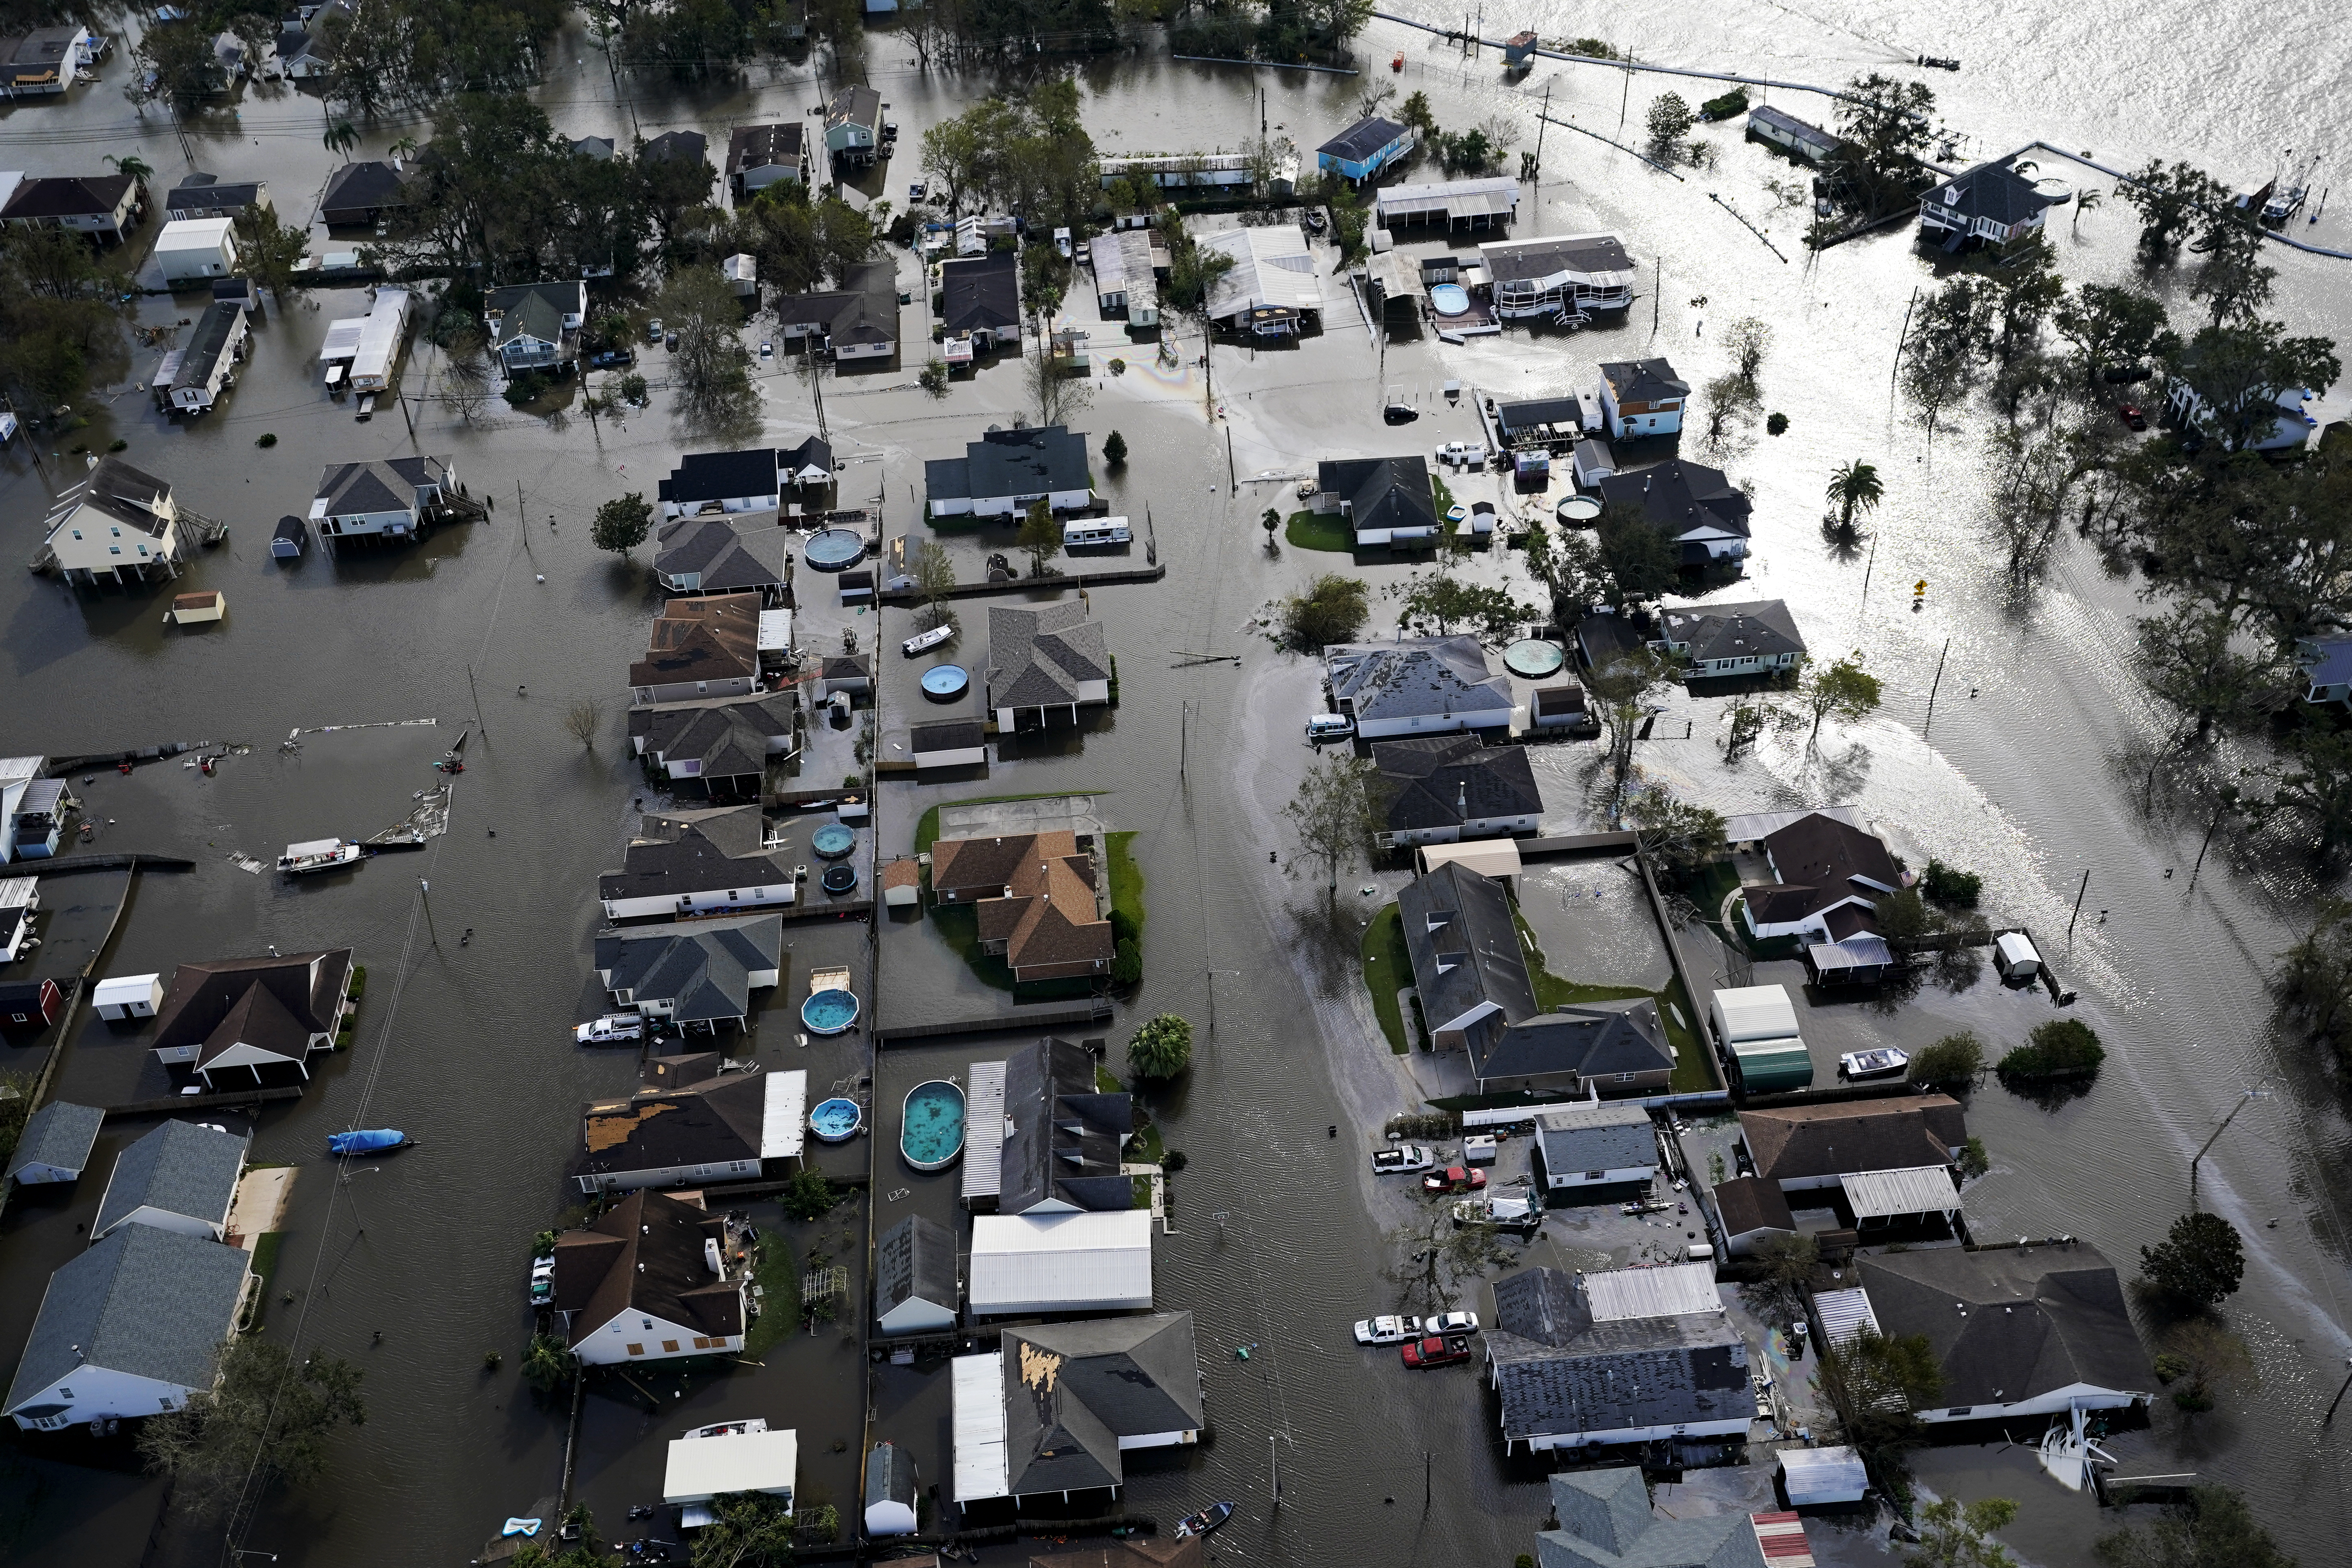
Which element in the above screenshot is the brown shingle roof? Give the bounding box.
[1709,1174,1794,1237]
[975,849,1112,973]
[1739,1094,1967,1185]
[630,593,764,687]
[551,1188,743,1346]
[930,830,1078,901]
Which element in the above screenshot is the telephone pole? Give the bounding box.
[418,878,440,948]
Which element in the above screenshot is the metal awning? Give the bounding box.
[1415,838,1522,878]
[761,1069,806,1159]
[1840,1165,1960,1220]
[961,1060,1006,1202]
[1584,1261,1720,1321]
[951,1351,1008,1502]
[1812,1285,1879,1346]
[663,1426,796,1505]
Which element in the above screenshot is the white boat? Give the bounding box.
[1838,1047,1909,1080]
[278,838,365,875]
[901,623,954,656]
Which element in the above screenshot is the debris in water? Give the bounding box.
[226,852,266,875]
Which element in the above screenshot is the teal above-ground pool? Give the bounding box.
[812,823,857,859]
[809,1097,863,1141]
[901,1080,966,1170]
[803,987,860,1034]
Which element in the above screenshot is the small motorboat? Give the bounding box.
[327,1128,416,1156]
[1174,1501,1235,1538]
[902,623,954,657]
[279,838,365,875]
[1838,1047,1910,1080]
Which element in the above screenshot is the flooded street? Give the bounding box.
[2,2,2350,1564]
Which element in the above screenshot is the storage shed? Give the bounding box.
[154,217,237,283]
[1994,931,2040,979]
[271,516,307,559]
[1711,984,1799,1043]
[966,1209,1153,1316]
[1731,1038,1814,1093]
[863,1442,919,1536]
[663,1419,796,1514]
[874,1213,958,1335]
[94,973,163,1019]
[1779,1444,1868,1506]
[4,1100,103,1185]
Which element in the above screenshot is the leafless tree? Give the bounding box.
[564,697,602,749]
[439,329,495,423]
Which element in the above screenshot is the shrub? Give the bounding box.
[1957,1136,1989,1180]
[108,437,128,452]
[1110,908,1140,945]
[1922,858,1983,908]
[2153,1352,2189,1385]
[256,432,277,447]
[1279,573,1370,651]
[1110,938,1142,985]
[1997,1018,2104,1080]
[780,1168,841,1220]
[617,372,649,403]
[1103,430,1128,467]
[503,369,549,405]
[1127,1013,1194,1079]
[1163,1150,1188,1172]
[919,359,949,397]
[1766,412,1788,435]
[2139,1211,2245,1313]
[1908,1031,1983,1088]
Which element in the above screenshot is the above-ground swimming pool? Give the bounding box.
[811,822,857,859]
[1503,639,1567,679]
[1430,283,1471,318]
[921,664,969,702]
[808,1096,863,1141]
[1557,495,1602,523]
[803,528,867,571]
[901,1080,966,1170]
[802,987,860,1034]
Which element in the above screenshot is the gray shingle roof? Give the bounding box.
[1398,860,1536,1055]
[1534,1102,1659,1174]
[5,1100,103,1182]
[1925,158,2058,229]
[1000,1314,1200,1497]
[594,914,780,1024]
[485,279,582,352]
[1486,1267,1750,1444]
[654,515,784,593]
[996,1037,1133,1215]
[940,252,1021,336]
[2,1224,249,1418]
[875,1214,958,1324]
[1600,358,1691,405]
[598,824,791,903]
[576,1058,772,1179]
[825,84,882,134]
[175,301,245,392]
[1325,637,1513,726]
[1536,1466,1768,1568]
[1593,460,1751,545]
[1658,599,1805,664]
[1858,1245,2149,1411]
[315,454,451,516]
[658,448,780,507]
[988,600,1110,710]
[1373,734,1541,832]
[93,1120,246,1240]
[1319,115,1407,163]
[1318,455,1436,539]
[319,160,409,219]
[942,424,1090,504]
[1476,998,1673,1082]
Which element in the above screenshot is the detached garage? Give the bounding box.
[154,218,238,283]
[966,1210,1153,1317]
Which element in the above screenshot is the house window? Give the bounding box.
[1584,1170,1606,1180]
[1617,1072,1637,1082]
[71,530,82,540]
[1948,1407,1972,1417]
[626,1343,644,1356]
[59,1387,72,1400]
[109,547,121,555]
[661,1339,679,1353]
[111,527,120,536]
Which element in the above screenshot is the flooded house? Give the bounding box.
[91,1119,247,1242]
[590,916,784,1032]
[959,1035,1132,1215]
[574,1054,804,1193]
[1654,599,1805,677]
[3,1100,102,1186]
[155,299,248,415]
[1478,232,1637,320]
[950,1315,1202,1503]
[873,1214,959,1335]
[1596,358,1689,440]
[309,454,459,543]
[629,594,768,704]
[1590,460,1752,566]
[726,122,809,198]
[144,947,356,1089]
[1370,733,1542,848]
[1323,638,1514,738]
[1200,224,1322,337]
[628,693,797,794]
[483,279,586,377]
[937,250,1021,364]
[597,806,796,919]
[549,1189,751,1364]
[1311,455,1438,548]
[39,458,189,589]
[2,762,69,860]
[771,261,898,362]
[984,601,1111,731]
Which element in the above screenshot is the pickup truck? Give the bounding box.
[1371,1144,1437,1175]
[1423,1165,1487,1194]
[574,1013,645,1045]
[1434,440,1488,468]
[1400,1334,1473,1369]
[1352,1314,1420,1345]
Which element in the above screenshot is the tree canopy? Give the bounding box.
[2138,1211,2246,1314]
[1127,1013,1194,1079]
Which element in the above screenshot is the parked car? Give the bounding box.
[1306,713,1356,743]
[1455,1195,1541,1235]
[760,342,773,360]
[2102,364,2154,385]
[1372,1144,1437,1175]
[1434,440,1487,468]
[591,349,636,369]
[1353,1314,1420,1346]
[2118,402,2147,431]
[1423,1165,1487,1194]
[1400,1334,1473,1368]
[575,1013,645,1045]
[529,1255,555,1305]
[1425,1310,1480,1335]
[645,318,665,344]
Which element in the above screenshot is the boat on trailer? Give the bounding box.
[1838,1047,1910,1080]
[1174,1501,1235,1538]
[279,838,365,875]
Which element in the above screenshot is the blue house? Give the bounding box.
[0,761,66,863]
[1317,115,1414,184]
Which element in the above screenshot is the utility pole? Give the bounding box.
[1423,1450,1433,1513]
[1616,60,1632,138]
[2188,788,2237,890]
[1532,80,1553,178]
[1226,427,1236,492]
[1922,637,1951,738]
[466,664,488,734]
[1891,286,1921,387]
[2323,1357,2352,1427]
[2189,1088,2265,1206]
[1650,258,1660,340]
[1270,1434,1280,1507]
[418,877,439,948]
[2066,869,2091,941]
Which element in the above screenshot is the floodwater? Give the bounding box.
[2,3,2350,1565]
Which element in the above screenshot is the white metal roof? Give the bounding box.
[961,1059,1007,1202]
[92,974,160,1003]
[1995,931,2039,966]
[1416,838,1523,878]
[952,1350,1009,1501]
[1712,984,1799,1043]
[662,1425,796,1503]
[155,216,233,249]
[756,609,791,653]
[1779,1444,1868,1501]
[0,876,41,911]
[761,1069,806,1159]
[1583,1261,1721,1322]
[1722,805,1868,843]
[1375,176,1520,224]
[967,1210,1153,1313]
[1812,1285,1879,1346]
[1202,225,1322,321]
[1840,1165,1960,1220]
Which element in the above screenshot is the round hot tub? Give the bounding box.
[808,1096,863,1141]
[1504,639,1567,679]
[804,528,867,572]
[1430,283,1472,318]
[803,988,861,1035]
[820,862,858,894]
[811,823,858,859]
[921,664,970,703]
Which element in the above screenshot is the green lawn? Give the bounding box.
[1514,907,1719,1092]
[1106,831,1143,934]
[1361,903,1415,1054]
[1690,858,1801,960]
[744,1235,801,1358]
[1285,509,1355,553]
[920,816,1137,999]
[243,1232,285,1328]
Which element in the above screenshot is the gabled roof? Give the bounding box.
[1474,998,1673,1083]
[1486,1267,1751,1444]
[5,1100,103,1182]
[571,135,616,160]
[1399,860,1535,1041]
[1535,1465,1769,1568]
[1201,224,1322,320]
[995,1036,1133,1214]
[825,84,882,133]
[314,454,450,516]
[578,1061,771,1178]
[640,130,709,165]
[94,1119,246,1239]
[630,693,795,770]
[655,515,784,594]
[1658,599,1805,663]
[727,122,806,179]
[150,950,351,1061]
[599,824,790,903]
[774,260,899,353]
[1858,1244,2149,1409]
[1708,1174,1795,1237]
[594,914,782,1024]
[1926,157,2058,227]
[934,425,1089,503]
[485,279,583,351]
[631,594,764,687]
[77,457,173,536]
[1,174,133,222]
[988,600,1110,709]
[875,1213,958,1321]
[1478,232,1636,292]
[1372,733,1541,832]
[1533,1101,1658,1174]
[175,301,245,390]
[940,250,1021,335]
[1318,455,1436,538]
[1319,114,1408,163]
[551,1188,742,1344]
[1747,105,1840,157]
[163,176,265,212]
[1593,460,1752,543]
[2,1225,249,1418]
[1600,358,1691,406]
[1000,1314,1200,1496]
[1326,637,1513,725]
[319,159,410,216]
[913,719,986,755]
[1744,811,1899,925]
[658,449,780,506]
[1738,1094,1967,1185]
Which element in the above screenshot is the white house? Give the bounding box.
[1,25,97,98]
[94,973,163,1019]
[966,1210,1154,1316]
[552,1189,749,1365]
[1324,638,1516,738]
[164,300,248,414]
[1598,358,1689,440]
[574,1063,804,1193]
[925,426,1093,518]
[1478,232,1637,320]
[986,601,1111,730]
[154,218,238,283]
[2164,373,2322,453]
[1917,157,2058,250]
[952,1315,1202,1504]
[1200,224,1322,337]
[483,279,586,375]
[1654,599,1806,677]
[665,1420,796,1514]
[1737,813,1901,943]
[311,455,458,540]
[3,1225,250,1431]
[1530,1101,1660,1195]
[1485,1266,1752,1454]
[597,818,796,921]
[874,1214,959,1335]
[318,286,410,394]
[40,458,186,589]
[91,1119,247,1243]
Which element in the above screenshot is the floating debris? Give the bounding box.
[226,852,266,875]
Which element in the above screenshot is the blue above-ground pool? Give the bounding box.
[921,664,969,703]
[808,1096,863,1141]
[803,987,860,1035]
[811,822,857,859]
[901,1080,966,1171]
[1431,283,1471,317]
[804,528,866,571]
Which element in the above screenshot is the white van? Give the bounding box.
[1305,714,1355,742]
[1064,516,1132,547]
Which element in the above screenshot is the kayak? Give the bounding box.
[327,1129,415,1156]
[1174,1501,1235,1538]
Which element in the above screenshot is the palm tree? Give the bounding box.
[388,135,420,163]
[105,155,154,191]
[323,118,359,160]
[1825,460,1885,533]
[2072,187,2102,237]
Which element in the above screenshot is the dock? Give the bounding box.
[875,997,1113,1044]
[877,562,1166,607]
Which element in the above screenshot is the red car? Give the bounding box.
[2118,402,2147,431]
[1423,1166,1487,1194]
[1401,1334,1473,1368]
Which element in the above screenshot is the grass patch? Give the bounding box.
[1130,1118,1165,1165]
[913,791,1111,854]
[1433,475,1455,515]
[1513,906,1718,1091]
[1106,830,1143,934]
[1284,509,1355,553]
[1658,977,1718,1093]
[744,1234,801,1359]
[1132,1174,1154,1207]
[1361,902,1414,1054]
